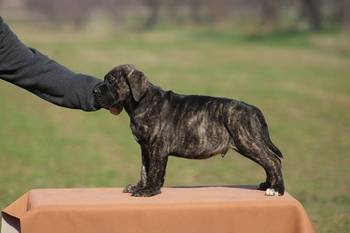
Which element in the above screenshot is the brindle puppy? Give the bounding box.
[94,64,285,197]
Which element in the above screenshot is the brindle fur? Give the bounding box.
[94,65,285,197]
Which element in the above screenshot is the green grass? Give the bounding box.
[0,22,349,232]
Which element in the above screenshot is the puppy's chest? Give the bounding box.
[130,118,158,143]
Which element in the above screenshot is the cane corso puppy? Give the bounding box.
[93,64,285,197]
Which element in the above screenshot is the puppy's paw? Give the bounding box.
[123,184,139,193]
[258,182,271,191]
[131,188,161,197]
[265,188,280,196]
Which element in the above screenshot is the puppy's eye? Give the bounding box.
[107,75,116,84]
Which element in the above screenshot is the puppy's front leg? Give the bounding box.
[132,152,168,197]
[123,147,150,193]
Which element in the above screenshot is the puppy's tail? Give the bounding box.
[256,111,283,159]
[265,137,283,158]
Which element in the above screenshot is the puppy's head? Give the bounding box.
[93,64,149,115]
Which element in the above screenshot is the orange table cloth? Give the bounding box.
[1,186,315,233]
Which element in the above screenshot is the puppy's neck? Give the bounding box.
[123,84,162,118]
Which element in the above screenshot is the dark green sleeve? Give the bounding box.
[0,16,102,111]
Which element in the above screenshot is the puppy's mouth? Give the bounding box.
[109,103,123,115]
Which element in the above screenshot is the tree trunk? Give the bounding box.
[300,0,322,31]
[207,0,230,24]
[345,1,350,30]
[333,0,350,30]
[261,0,280,30]
[189,0,201,23]
[143,0,160,29]
[333,0,344,24]
[167,0,179,22]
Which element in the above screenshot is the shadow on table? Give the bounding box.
[168,185,259,190]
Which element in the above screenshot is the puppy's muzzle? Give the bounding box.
[93,81,118,109]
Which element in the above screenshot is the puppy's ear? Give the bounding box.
[125,70,149,102]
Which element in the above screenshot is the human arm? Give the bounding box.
[0,16,102,111]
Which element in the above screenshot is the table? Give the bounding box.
[1,186,315,233]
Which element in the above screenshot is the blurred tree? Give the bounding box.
[344,1,350,30]
[332,0,350,29]
[101,0,129,25]
[23,0,128,28]
[207,0,231,24]
[24,0,94,27]
[188,0,201,23]
[261,0,280,29]
[13,0,349,32]
[166,0,203,24]
[167,0,178,22]
[300,0,322,30]
[143,0,160,28]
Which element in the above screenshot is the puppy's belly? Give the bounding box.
[170,138,231,159]
[166,120,233,159]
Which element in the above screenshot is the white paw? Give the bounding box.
[265,188,280,196]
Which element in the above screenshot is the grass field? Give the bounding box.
[0,21,349,232]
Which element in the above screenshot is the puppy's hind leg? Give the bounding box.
[234,137,284,195]
[230,109,284,195]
